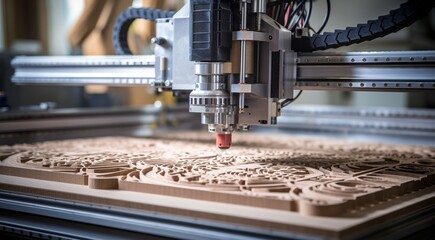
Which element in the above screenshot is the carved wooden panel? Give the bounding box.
[0,133,434,216]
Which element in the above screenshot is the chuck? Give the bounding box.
[189,62,236,149]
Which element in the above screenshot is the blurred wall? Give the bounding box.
[0,0,85,109]
[47,0,84,55]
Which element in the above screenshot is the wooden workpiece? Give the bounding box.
[0,133,433,215]
[0,132,434,238]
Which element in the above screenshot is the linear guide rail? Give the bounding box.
[11,51,435,91]
[12,55,156,86]
[296,51,435,91]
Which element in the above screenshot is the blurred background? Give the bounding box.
[0,0,185,111]
[0,0,434,111]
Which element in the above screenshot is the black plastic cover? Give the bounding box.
[190,0,232,62]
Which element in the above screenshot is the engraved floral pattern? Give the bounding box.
[1,133,434,216]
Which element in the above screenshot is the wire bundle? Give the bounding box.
[267,0,331,34]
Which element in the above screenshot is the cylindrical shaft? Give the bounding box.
[239,0,248,113]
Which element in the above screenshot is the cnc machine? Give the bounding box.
[11,0,435,148]
[1,1,435,239]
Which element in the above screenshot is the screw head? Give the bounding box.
[151,37,166,45]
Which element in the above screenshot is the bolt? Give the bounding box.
[239,125,250,131]
[150,81,164,87]
[151,37,166,46]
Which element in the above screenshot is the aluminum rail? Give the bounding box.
[277,105,435,139]
[0,105,193,132]
[0,105,199,145]
[1,190,434,240]
[0,191,300,240]
[11,51,435,91]
[296,51,435,91]
[12,55,156,86]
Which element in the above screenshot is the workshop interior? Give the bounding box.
[0,0,434,239]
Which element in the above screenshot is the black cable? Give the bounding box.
[113,7,175,55]
[277,3,283,22]
[290,0,310,31]
[289,0,308,20]
[308,25,316,34]
[292,0,435,52]
[274,4,281,20]
[267,1,282,7]
[317,0,330,33]
[303,0,313,28]
[294,90,303,100]
[281,90,303,108]
[278,3,288,25]
[286,0,308,28]
[268,0,293,6]
[268,0,295,25]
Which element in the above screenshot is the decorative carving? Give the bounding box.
[0,133,434,216]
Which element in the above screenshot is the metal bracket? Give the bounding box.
[231,83,268,97]
[232,31,270,42]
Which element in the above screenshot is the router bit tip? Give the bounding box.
[216,133,232,149]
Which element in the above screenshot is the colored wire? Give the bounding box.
[286,0,307,28]
[267,0,321,34]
